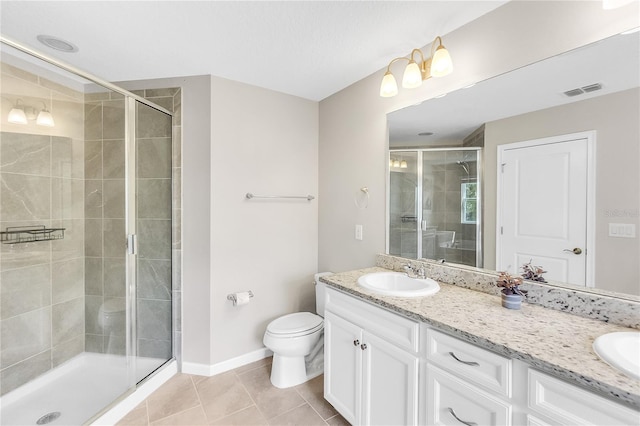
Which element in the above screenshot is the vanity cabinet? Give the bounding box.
[324,288,420,425]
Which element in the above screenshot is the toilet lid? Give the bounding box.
[267,312,323,336]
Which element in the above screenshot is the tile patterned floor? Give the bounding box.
[117,358,349,425]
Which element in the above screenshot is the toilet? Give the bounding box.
[98,298,126,354]
[263,272,332,388]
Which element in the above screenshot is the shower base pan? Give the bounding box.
[1,352,166,426]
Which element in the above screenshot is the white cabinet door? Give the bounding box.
[362,331,419,426]
[324,310,362,425]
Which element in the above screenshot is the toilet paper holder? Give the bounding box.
[227,290,254,305]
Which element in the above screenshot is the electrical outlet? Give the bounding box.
[355,224,363,241]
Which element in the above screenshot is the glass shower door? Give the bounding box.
[133,101,173,382]
[388,152,418,258]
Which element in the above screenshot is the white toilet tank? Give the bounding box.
[314,272,332,316]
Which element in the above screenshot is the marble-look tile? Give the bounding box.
[85,92,110,102]
[267,403,326,426]
[146,88,179,97]
[51,219,84,262]
[51,136,84,179]
[52,178,84,220]
[238,365,305,419]
[172,249,182,292]
[85,295,103,335]
[84,103,103,141]
[138,338,171,360]
[103,219,126,258]
[52,258,84,304]
[39,77,83,101]
[105,334,126,356]
[85,333,104,353]
[1,307,51,368]
[0,221,51,271]
[138,259,171,300]
[172,126,181,166]
[195,371,254,422]
[85,218,103,257]
[1,264,51,319]
[137,138,172,178]
[210,405,268,426]
[325,414,350,426]
[52,99,85,141]
[144,96,174,113]
[146,374,200,423]
[137,103,172,139]
[103,179,125,218]
[137,219,171,260]
[52,297,83,346]
[103,100,126,140]
[84,179,103,219]
[0,133,50,175]
[84,257,104,296]
[138,179,171,219]
[52,334,83,367]
[103,140,125,179]
[104,258,126,297]
[0,350,51,396]
[137,299,171,341]
[84,140,102,179]
[0,173,50,221]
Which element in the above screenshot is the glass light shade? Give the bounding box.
[36,109,55,127]
[389,158,394,167]
[393,160,400,168]
[430,46,453,77]
[380,71,398,97]
[400,160,408,168]
[8,107,27,124]
[402,61,423,89]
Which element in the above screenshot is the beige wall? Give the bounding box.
[210,77,318,363]
[318,1,640,274]
[484,88,640,295]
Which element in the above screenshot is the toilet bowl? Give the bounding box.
[263,272,331,388]
[98,298,126,354]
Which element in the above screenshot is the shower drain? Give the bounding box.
[36,412,61,425]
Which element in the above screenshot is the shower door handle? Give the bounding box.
[127,234,137,255]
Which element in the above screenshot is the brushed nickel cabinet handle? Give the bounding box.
[447,407,477,426]
[448,351,480,366]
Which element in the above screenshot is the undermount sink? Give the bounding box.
[593,332,640,380]
[357,272,440,297]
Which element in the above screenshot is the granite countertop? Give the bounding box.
[321,267,640,409]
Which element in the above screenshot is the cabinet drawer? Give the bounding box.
[325,287,419,352]
[528,369,640,426]
[426,328,512,397]
[427,364,512,426]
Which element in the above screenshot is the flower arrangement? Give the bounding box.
[521,260,547,283]
[496,271,527,297]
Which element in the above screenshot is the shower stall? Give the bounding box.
[0,38,177,424]
[388,148,482,267]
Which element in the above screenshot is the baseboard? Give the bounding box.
[92,360,178,425]
[181,347,273,376]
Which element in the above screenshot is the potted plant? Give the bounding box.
[521,260,547,283]
[496,271,526,309]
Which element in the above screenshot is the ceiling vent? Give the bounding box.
[563,83,603,97]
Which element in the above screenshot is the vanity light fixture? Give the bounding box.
[390,158,408,169]
[7,99,28,124]
[7,99,55,127]
[380,36,453,98]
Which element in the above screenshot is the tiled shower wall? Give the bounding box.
[0,63,85,395]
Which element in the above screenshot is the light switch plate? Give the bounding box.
[608,223,636,238]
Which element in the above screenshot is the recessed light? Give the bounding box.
[37,35,78,53]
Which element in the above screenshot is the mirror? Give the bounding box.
[387,31,640,297]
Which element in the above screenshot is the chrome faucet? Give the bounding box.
[403,263,426,279]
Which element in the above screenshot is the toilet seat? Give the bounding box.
[266,312,323,337]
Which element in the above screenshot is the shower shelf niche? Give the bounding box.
[0,225,65,244]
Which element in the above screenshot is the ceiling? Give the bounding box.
[0,1,506,101]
